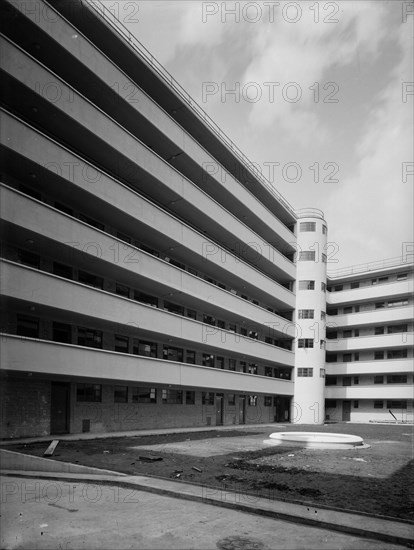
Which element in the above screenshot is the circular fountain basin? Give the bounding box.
[264,432,367,449]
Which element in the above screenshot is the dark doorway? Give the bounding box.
[216,393,224,425]
[239,395,246,424]
[274,396,290,422]
[51,382,70,434]
[342,401,351,421]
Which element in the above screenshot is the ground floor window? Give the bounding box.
[185,391,195,404]
[77,383,102,402]
[162,389,183,404]
[132,387,156,403]
[202,392,215,405]
[114,385,128,403]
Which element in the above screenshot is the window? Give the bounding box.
[387,375,407,384]
[264,396,273,406]
[397,273,407,280]
[354,306,360,313]
[228,359,236,371]
[322,225,327,235]
[299,222,316,232]
[342,377,351,386]
[321,311,326,320]
[325,399,336,408]
[79,213,104,231]
[374,401,383,409]
[115,335,129,353]
[387,324,407,334]
[299,280,315,290]
[378,277,388,283]
[275,367,291,380]
[133,340,157,358]
[375,326,384,335]
[321,282,326,292]
[387,401,407,409]
[248,364,258,375]
[216,356,224,369]
[117,232,131,244]
[248,395,257,406]
[374,351,384,360]
[298,339,313,348]
[114,386,128,403]
[228,394,236,405]
[343,353,352,362]
[371,278,378,286]
[54,201,73,215]
[162,389,183,404]
[343,330,352,338]
[77,327,102,349]
[202,392,214,405]
[164,301,184,316]
[240,327,248,337]
[388,300,408,307]
[134,291,158,308]
[132,387,157,403]
[265,366,273,377]
[343,306,352,314]
[186,351,196,364]
[202,354,215,368]
[297,368,313,377]
[163,346,183,362]
[18,249,40,269]
[53,322,71,344]
[265,336,273,345]
[354,329,359,337]
[77,383,102,402]
[354,352,359,361]
[325,376,337,386]
[239,361,247,373]
[322,253,327,263]
[298,309,314,319]
[350,282,359,289]
[78,270,104,290]
[387,349,408,359]
[187,309,197,320]
[326,354,337,363]
[217,320,226,329]
[353,376,359,385]
[320,339,326,349]
[298,251,316,261]
[116,283,130,298]
[320,368,325,378]
[374,376,384,384]
[17,315,39,338]
[327,308,338,316]
[203,314,215,326]
[375,302,385,309]
[53,262,73,280]
[354,401,359,409]
[186,391,195,405]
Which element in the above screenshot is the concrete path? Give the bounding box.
[1,474,410,550]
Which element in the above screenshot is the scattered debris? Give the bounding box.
[192,466,202,472]
[44,440,59,457]
[139,455,163,462]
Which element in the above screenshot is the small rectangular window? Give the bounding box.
[353,376,359,385]
[350,282,359,289]
[387,349,408,359]
[116,283,130,298]
[387,400,407,409]
[114,385,128,403]
[297,368,313,377]
[132,387,157,403]
[299,280,315,290]
[202,392,214,405]
[343,353,352,362]
[321,282,326,292]
[320,311,326,320]
[53,322,71,344]
[387,375,407,384]
[53,262,73,280]
[320,368,325,378]
[298,339,314,348]
[133,340,157,358]
[78,270,104,290]
[354,400,359,409]
[163,346,184,362]
[186,351,196,364]
[298,251,316,261]
[164,301,185,316]
[298,309,314,319]
[228,359,236,371]
[299,222,316,232]
[374,400,383,409]
[343,306,352,314]
[325,376,337,386]
[115,335,129,353]
[375,302,385,309]
[397,273,407,280]
[342,377,351,386]
[77,383,102,402]
[17,315,39,338]
[322,225,327,235]
[374,351,384,360]
[375,326,384,335]
[18,249,40,269]
[228,393,236,405]
[162,389,183,404]
[187,309,197,320]
[374,375,384,384]
[216,356,225,369]
[186,391,195,405]
[322,253,327,263]
[134,291,158,308]
[77,327,102,349]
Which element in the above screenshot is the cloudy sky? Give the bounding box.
[102,0,413,270]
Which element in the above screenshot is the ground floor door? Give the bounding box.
[51,382,70,434]
[239,396,246,424]
[274,396,290,422]
[342,401,351,421]
[216,393,224,426]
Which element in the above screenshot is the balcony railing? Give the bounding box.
[328,256,414,278]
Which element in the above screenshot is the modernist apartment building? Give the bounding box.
[0,0,412,439]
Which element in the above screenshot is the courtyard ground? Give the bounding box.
[2,423,413,521]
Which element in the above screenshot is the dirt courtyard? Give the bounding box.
[3,423,413,521]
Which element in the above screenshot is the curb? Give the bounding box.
[1,470,413,547]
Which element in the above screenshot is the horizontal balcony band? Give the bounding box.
[324,385,413,400]
[0,38,296,282]
[0,7,296,253]
[0,112,295,309]
[1,260,295,366]
[0,186,295,332]
[326,333,413,352]
[327,305,414,327]
[326,280,413,305]
[325,358,413,376]
[0,334,294,395]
